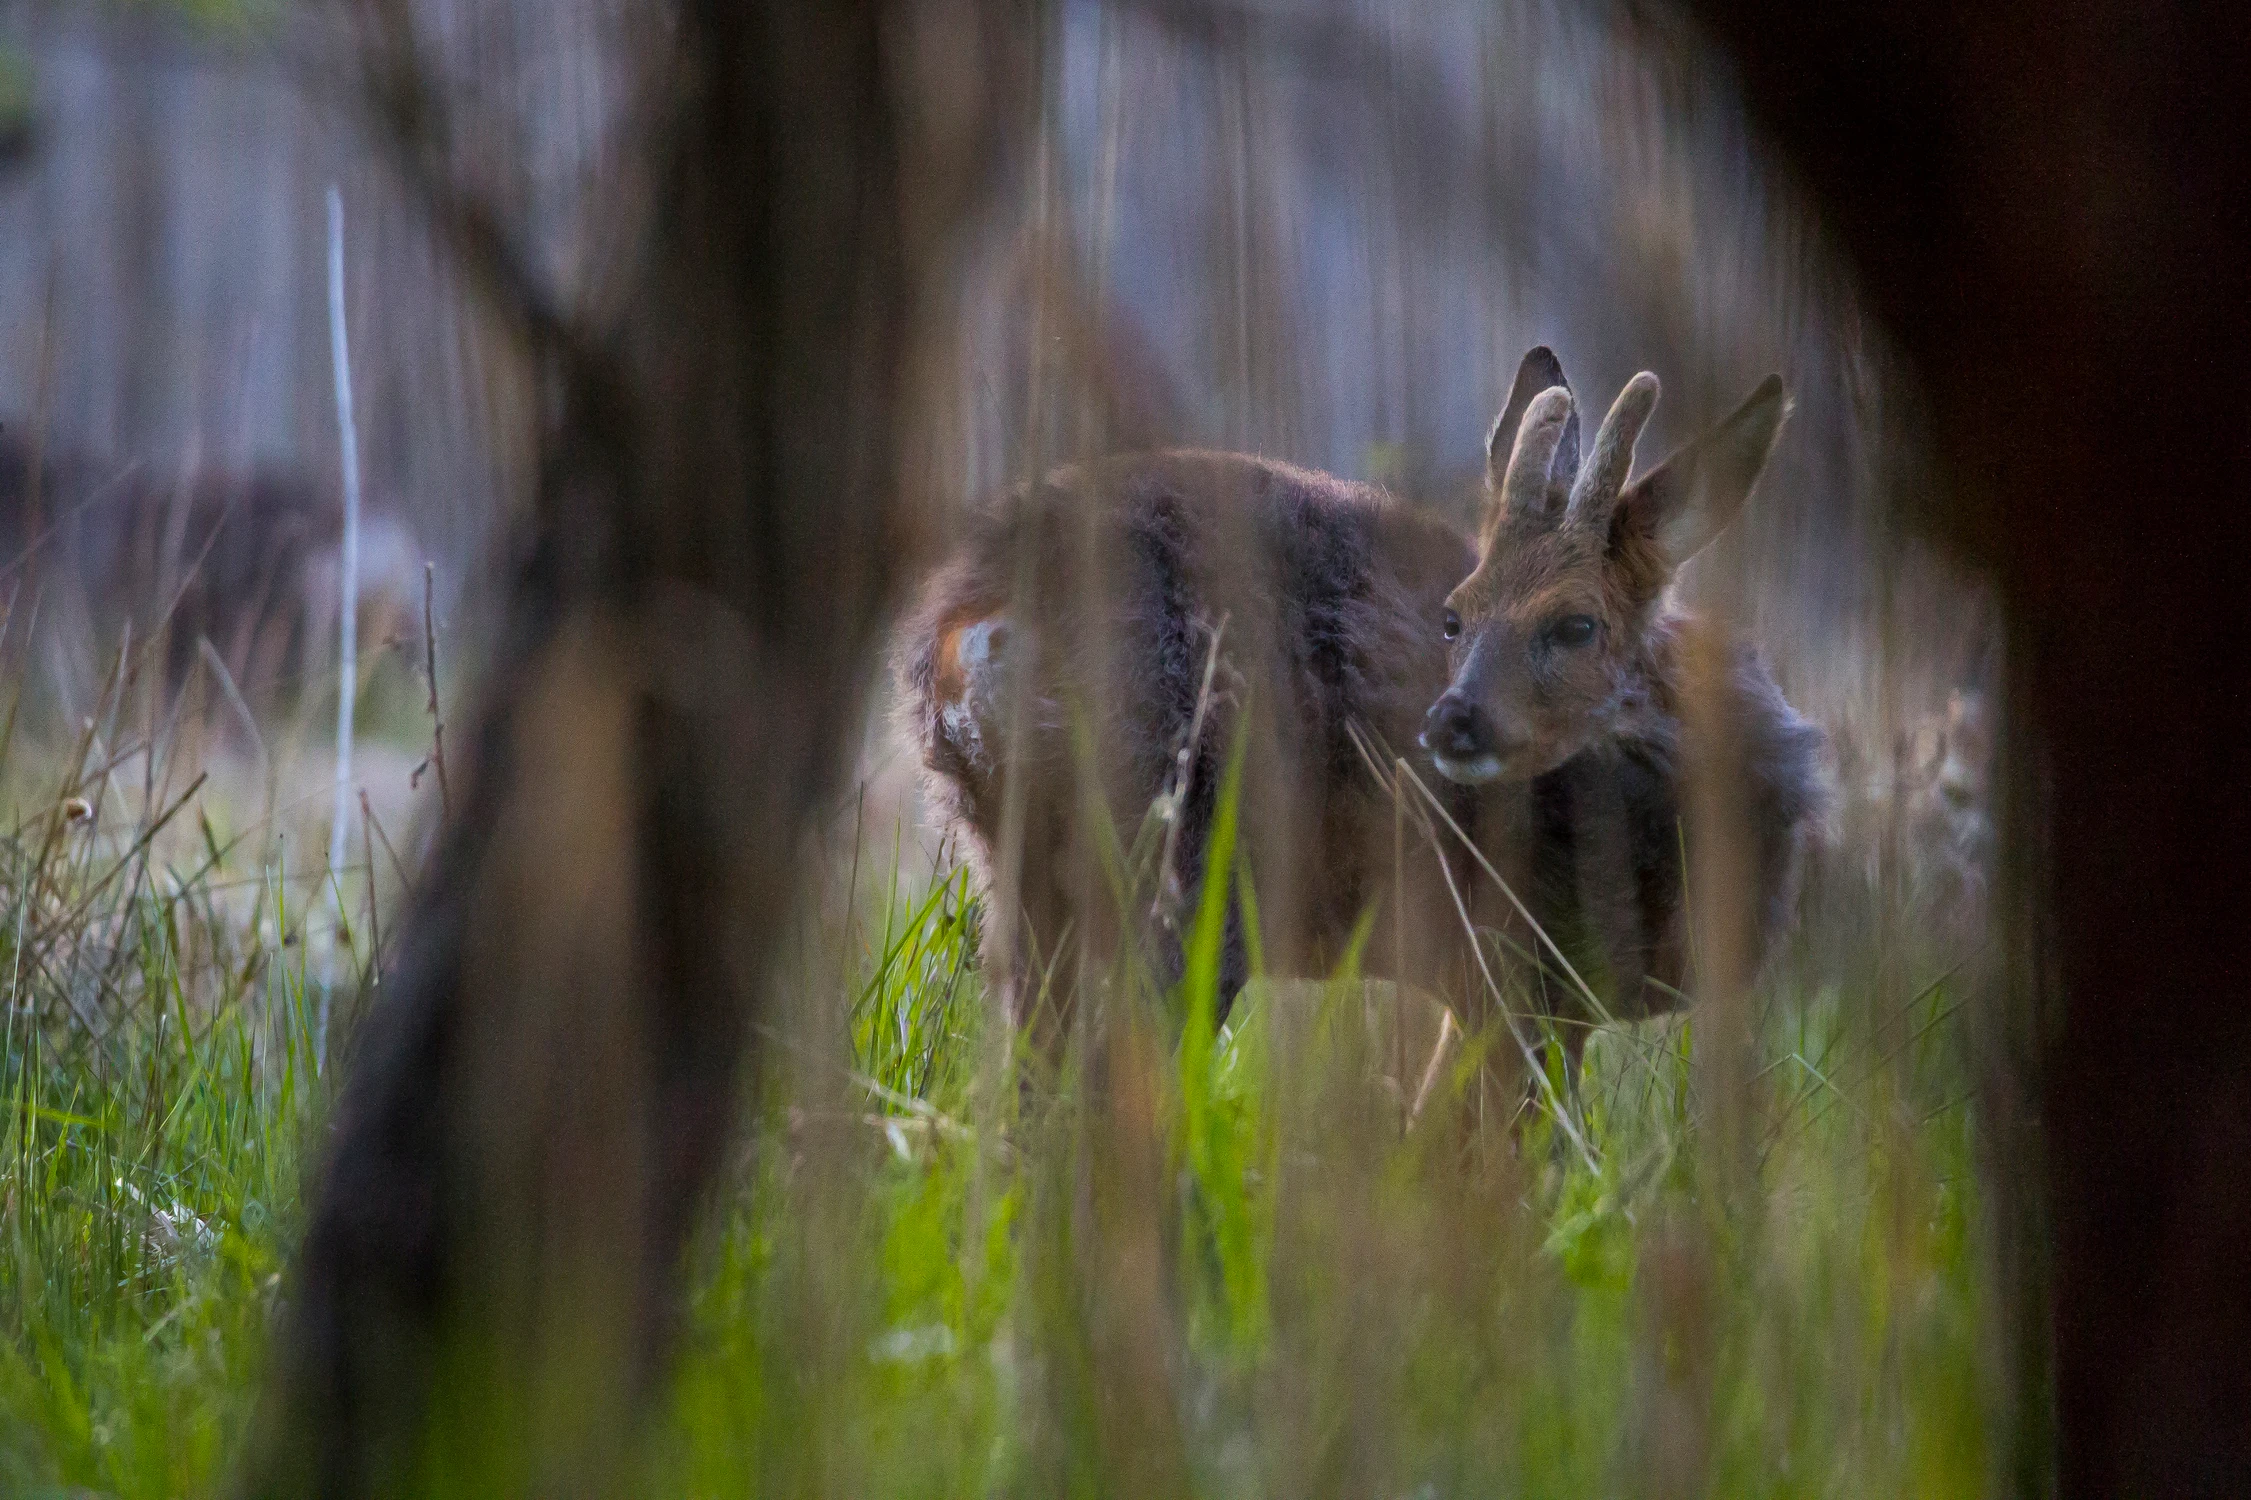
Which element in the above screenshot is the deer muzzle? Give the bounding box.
[1419,689,1531,785]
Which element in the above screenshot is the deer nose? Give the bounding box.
[1421,692,1536,767]
[1421,693,1490,759]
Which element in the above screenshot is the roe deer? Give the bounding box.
[898,347,1826,1071]
[0,425,425,710]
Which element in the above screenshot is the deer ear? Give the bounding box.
[1485,346,1579,496]
[1612,374,1788,567]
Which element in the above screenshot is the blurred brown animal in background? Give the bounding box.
[0,424,423,714]
[1835,686,1993,922]
[901,346,1825,1068]
[1898,689,1990,868]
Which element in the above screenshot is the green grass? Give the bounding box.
[0,722,1996,1497]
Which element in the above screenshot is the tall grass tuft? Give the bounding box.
[1,724,330,1496]
[2,719,1990,1495]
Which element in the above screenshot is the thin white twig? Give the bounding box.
[321,184,363,1072]
[1152,612,1229,929]
[1408,1007,1459,1126]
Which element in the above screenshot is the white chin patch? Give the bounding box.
[1432,752,1506,786]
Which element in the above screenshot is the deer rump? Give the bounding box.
[899,413,1822,1057]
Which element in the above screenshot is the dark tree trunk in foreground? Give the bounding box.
[1683,2,2251,1493]
[247,4,995,1492]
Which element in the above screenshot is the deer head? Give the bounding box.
[1419,347,1789,784]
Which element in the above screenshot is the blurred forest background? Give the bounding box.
[0,0,1987,735]
[0,0,2014,1495]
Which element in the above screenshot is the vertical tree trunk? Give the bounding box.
[250,4,959,1492]
[1682,3,2251,1494]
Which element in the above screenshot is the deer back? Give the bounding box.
[897,450,1488,1025]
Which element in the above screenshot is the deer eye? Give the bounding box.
[1549,614,1599,648]
[1442,609,1462,641]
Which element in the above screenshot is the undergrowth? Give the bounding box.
[0,721,1992,1497]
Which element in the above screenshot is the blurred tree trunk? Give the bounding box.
[246,3,999,1493]
[1681,1,2251,1494]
